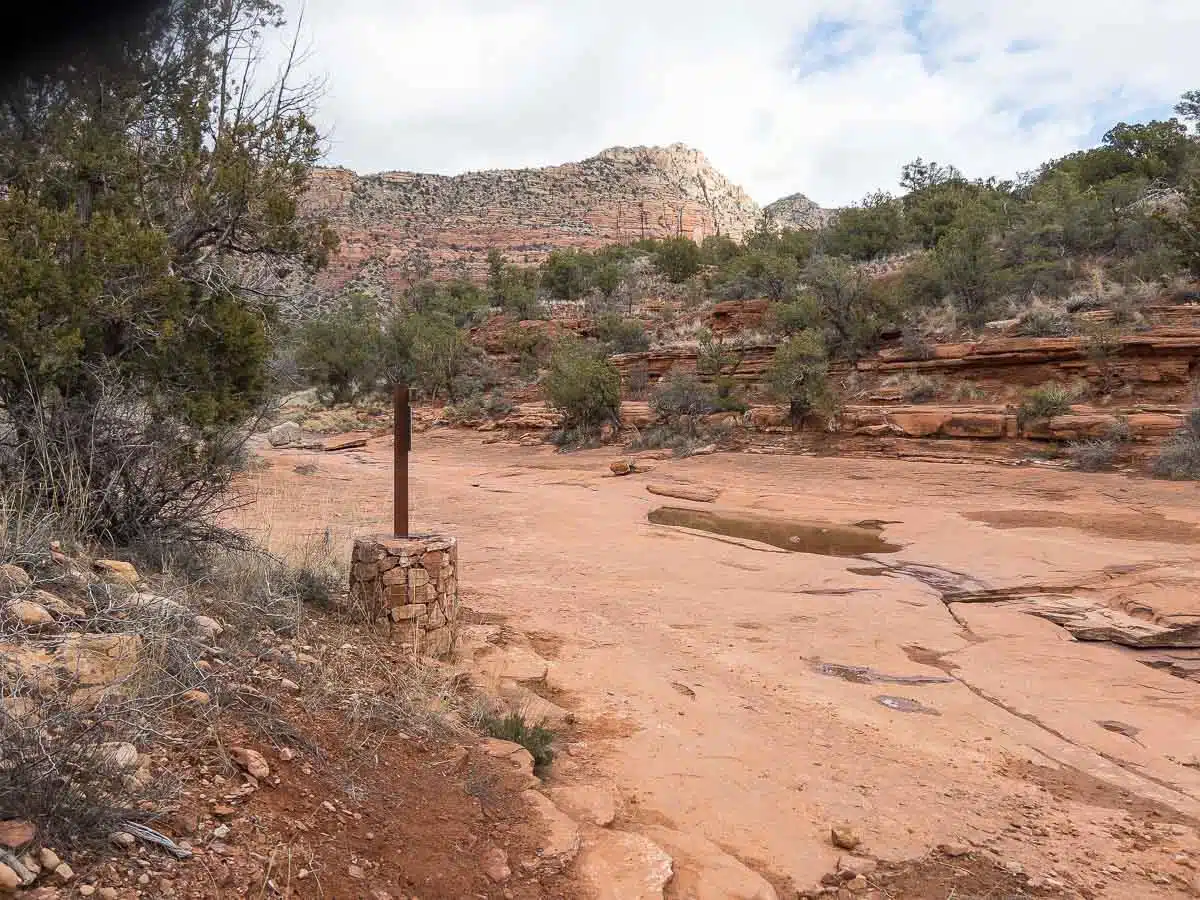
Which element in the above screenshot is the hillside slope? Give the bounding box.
[762,191,832,230]
[304,144,765,294]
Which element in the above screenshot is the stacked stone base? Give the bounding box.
[348,535,459,658]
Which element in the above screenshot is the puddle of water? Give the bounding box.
[875,695,941,715]
[647,507,902,557]
[815,662,954,686]
[847,566,892,577]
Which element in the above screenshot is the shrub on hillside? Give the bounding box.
[1017,383,1075,427]
[803,256,896,360]
[296,295,384,404]
[768,295,821,336]
[651,373,717,428]
[649,237,703,283]
[1067,439,1121,471]
[0,374,257,548]
[898,375,940,403]
[1153,409,1200,480]
[1015,304,1077,337]
[543,340,621,441]
[487,250,544,319]
[765,330,835,424]
[821,190,906,261]
[595,314,650,354]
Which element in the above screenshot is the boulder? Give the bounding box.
[482,846,511,883]
[230,747,270,779]
[497,680,571,729]
[96,741,140,774]
[610,459,635,476]
[94,560,139,586]
[112,592,188,617]
[0,863,20,891]
[830,824,861,850]
[28,589,84,618]
[54,632,143,703]
[576,830,673,900]
[747,405,790,429]
[267,421,303,447]
[0,564,31,596]
[193,615,224,641]
[4,599,54,629]
[0,820,35,850]
[547,781,619,827]
[521,790,581,864]
[0,644,58,694]
[639,826,778,900]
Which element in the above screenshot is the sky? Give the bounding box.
[271,0,1200,207]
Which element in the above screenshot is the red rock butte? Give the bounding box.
[301,144,766,293]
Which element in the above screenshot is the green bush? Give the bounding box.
[296,295,383,404]
[595,314,650,354]
[487,250,544,319]
[650,372,716,426]
[822,191,906,261]
[765,330,834,423]
[398,312,479,402]
[650,237,702,283]
[803,256,893,360]
[542,340,621,437]
[503,324,554,377]
[714,251,801,301]
[768,295,821,336]
[1018,383,1075,427]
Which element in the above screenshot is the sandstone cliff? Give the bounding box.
[304,144,765,294]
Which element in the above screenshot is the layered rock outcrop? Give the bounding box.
[303,144,765,293]
[610,322,1200,405]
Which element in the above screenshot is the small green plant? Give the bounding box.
[1017,383,1074,427]
[950,381,986,402]
[483,394,515,420]
[483,713,555,769]
[1153,409,1200,480]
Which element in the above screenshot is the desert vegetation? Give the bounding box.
[277,88,1200,478]
[0,2,565,888]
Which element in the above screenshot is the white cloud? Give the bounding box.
[270,0,1200,206]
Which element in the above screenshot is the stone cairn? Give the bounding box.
[348,535,459,657]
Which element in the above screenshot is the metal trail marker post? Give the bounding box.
[349,381,458,658]
[393,383,410,538]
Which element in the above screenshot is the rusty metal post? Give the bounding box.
[393,383,410,538]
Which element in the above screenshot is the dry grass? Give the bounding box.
[1154,409,1200,480]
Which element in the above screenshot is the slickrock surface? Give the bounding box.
[249,431,1200,898]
